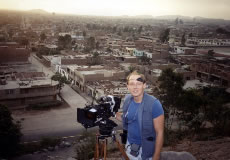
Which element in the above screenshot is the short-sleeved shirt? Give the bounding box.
[127,99,164,145]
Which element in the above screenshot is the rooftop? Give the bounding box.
[0,78,58,90]
[183,80,211,90]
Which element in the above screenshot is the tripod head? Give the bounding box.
[97,118,117,139]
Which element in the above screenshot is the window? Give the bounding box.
[20,89,29,94]
[5,89,14,95]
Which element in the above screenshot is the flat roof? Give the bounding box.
[0,79,58,90]
[183,80,211,89]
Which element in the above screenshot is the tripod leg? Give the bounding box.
[103,139,107,160]
[100,140,104,158]
[94,136,99,160]
[115,139,129,160]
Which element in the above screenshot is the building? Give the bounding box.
[191,62,230,87]
[0,42,20,48]
[174,68,196,81]
[0,46,30,64]
[186,37,230,47]
[0,71,58,108]
[125,47,135,55]
[68,66,125,93]
[172,46,196,55]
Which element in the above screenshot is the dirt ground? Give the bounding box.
[13,136,230,160]
[162,137,230,160]
[108,137,230,160]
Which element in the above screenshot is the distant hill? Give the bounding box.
[134,15,154,19]
[27,9,49,14]
[155,15,193,20]
[154,15,230,24]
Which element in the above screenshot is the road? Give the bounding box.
[13,55,122,142]
[13,55,90,142]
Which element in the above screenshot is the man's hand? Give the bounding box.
[115,112,123,121]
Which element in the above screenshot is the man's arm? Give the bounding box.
[115,112,123,122]
[152,114,164,160]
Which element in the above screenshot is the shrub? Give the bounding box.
[0,104,22,158]
[18,137,61,156]
[40,137,61,148]
[75,130,96,160]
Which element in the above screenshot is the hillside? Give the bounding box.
[14,136,230,160]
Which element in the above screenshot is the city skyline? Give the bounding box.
[0,0,230,20]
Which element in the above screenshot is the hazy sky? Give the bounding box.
[0,0,230,19]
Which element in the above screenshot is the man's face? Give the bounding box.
[127,75,146,98]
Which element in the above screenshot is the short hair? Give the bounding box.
[127,70,146,84]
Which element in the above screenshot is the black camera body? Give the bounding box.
[77,95,121,136]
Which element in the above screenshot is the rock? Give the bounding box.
[33,151,40,154]
[67,157,77,160]
[59,141,66,148]
[54,145,59,151]
[160,151,196,160]
[64,141,71,147]
[47,155,55,159]
[48,146,54,151]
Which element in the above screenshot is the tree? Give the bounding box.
[90,52,101,65]
[139,55,151,65]
[0,104,22,158]
[128,65,136,73]
[117,29,122,36]
[87,36,96,51]
[216,27,230,35]
[7,29,14,40]
[181,33,186,46]
[51,73,70,94]
[138,25,143,34]
[159,28,170,43]
[93,52,99,58]
[175,18,179,25]
[106,47,112,53]
[201,86,230,135]
[95,41,100,50]
[40,32,47,42]
[58,34,72,49]
[158,68,184,133]
[86,24,91,29]
[0,35,6,42]
[83,30,87,37]
[207,49,215,58]
[158,68,184,107]
[177,89,204,132]
[112,26,117,33]
[19,37,29,46]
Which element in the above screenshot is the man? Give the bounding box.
[116,71,164,160]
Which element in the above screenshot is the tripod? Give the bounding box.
[94,131,129,160]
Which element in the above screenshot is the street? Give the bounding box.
[13,55,122,142]
[13,55,89,142]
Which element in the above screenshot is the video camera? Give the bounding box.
[77,95,121,136]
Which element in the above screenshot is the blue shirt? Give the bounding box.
[127,99,164,145]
